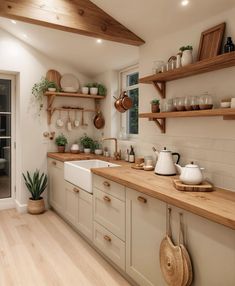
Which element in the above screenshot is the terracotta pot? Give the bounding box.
[151,103,160,113]
[28,197,45,214]
[58,146,65,153]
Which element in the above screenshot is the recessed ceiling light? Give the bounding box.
[181,0,189,6]
[96,39,102,44]
[11,20,17,24]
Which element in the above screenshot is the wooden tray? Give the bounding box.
[173,179,213,192]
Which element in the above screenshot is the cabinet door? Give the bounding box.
[48,159,65,214]
[77,189,93,241]
[64,181,78,226]
[126,188,166,286]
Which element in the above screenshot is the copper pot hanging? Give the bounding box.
[114,91,133,113]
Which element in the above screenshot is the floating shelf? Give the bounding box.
[139,52,235,98]
[139,108,235,133]
[44,91,104,124]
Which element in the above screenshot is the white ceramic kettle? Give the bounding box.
[178,162,204,185]
[153,147,180,176]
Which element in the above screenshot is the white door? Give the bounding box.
[0,74,15,208]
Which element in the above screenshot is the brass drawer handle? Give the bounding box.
[104,235,112,242]
[103,181,110,187]
[52,161,57,165]
[103,196,111,202]
[137,196,147,203]
[73,188,80,193]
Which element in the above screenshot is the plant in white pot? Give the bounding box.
[55,133,68,153]
[80,135,94,153]
[47,81,58,92]
[23,170,47,214]
[90,83,99,95]
[94,140,103,155]
[179,45,193,66]
[82,83,91,94]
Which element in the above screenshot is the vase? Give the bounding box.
[28,197,45,214]
[84,148,91,153]
[90,87,98,95]
[58,146,65,153]
[181,50,193,66]
[82,87,89,94]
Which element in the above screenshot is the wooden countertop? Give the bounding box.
[47,152,235,231]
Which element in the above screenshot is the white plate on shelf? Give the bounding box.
[60,74,79,92]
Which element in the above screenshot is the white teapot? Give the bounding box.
[177,162,204,185]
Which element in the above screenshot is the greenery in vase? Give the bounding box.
[55,134,68,146]
[179,45,193,52]
[23,170,47,200]
[98,84,107,96]
[94,140,102,150]
[80,134,94,149]
[85,83,93,88]
[151,99,160,105]
[47,81,58,89]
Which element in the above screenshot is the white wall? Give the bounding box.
[99,7,235,191]
[0,28,94,209]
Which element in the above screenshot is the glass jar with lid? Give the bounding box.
[199,92,213,110]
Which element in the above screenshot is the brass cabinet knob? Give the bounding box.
[52,161,57,165]
[73,188,80,193]
[103,181,110,187]
[103,235,112,242]
[137,196,147,203]
[103,196,111,202]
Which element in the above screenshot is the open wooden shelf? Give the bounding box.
[44,91,104,124]
[44,91,105,99]
[139,52,235,98]
[139,108,235,133]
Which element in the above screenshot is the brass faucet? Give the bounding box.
[102,137,121,160]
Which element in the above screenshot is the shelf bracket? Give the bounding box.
[152,81,166,99]
[223,115,235,120]
[149,118,166,133]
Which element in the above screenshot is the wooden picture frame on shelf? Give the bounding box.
[197,22,226,61]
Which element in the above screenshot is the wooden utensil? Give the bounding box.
[173,179,213,192]
[46,69,61,88]
[178,213,193,286]
[159,207,184,286]
[94,111,105,129]
[81,110,88,127]
[67,111,72,131]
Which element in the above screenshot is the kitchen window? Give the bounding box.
[120,66,139,136]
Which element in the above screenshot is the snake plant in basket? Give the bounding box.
[23,170,47,214]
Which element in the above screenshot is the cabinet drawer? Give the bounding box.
[93,174,125,201]
[48,158,64,170]
[93,188,125,241]
[93,222,125,271]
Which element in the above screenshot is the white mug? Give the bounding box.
[231,98,235,108]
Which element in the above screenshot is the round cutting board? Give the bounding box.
[46,69,61,88]
[159,235,184,286]
[60,74,79,92]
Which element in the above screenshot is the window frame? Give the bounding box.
[119,65,139,138]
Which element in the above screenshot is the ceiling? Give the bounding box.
[0,0,234,77]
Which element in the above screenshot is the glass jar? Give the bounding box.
[184,96,193,111]
[190,96,200,110]
[152,60,165,74]
[199,92,213,110]
[176,97,185,111]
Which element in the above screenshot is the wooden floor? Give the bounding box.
[0,209,131,286]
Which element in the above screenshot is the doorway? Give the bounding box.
[0,74,15,200]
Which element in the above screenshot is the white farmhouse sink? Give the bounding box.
[64,160,120,193]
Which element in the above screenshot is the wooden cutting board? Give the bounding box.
[173,179,213,192]
[46,69,61,88]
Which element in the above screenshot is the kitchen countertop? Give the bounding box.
[47,152,235,231]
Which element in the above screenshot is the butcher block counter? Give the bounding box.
[47,152,235,230]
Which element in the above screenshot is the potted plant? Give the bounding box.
[98,84,107,96]
[47,81,58,92]
[90,83,99,95]
[151,99,160,113]
[82,83,92,94]
[55,133,68,153]
[23,170,47,214]
[32,77,50,110]
[94,140,103,155]
[80,134,94,153]
[179,45,193,66]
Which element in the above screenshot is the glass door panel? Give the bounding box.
[0,79,11,199]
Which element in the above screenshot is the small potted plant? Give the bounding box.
[32,77,50,110]
[80,134,94,153]
[23,170,47,214]
[55,133,68,153]
[94,140,103,155]
[179,45,193,66]
[90,83,99,95]
[82,83,92,94]
[47,81,58,92]
[151,99,160,113]
[98,84,107,96]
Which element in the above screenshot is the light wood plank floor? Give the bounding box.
[0,209,131,286]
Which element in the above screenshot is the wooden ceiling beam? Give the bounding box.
[0,0,145,46]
